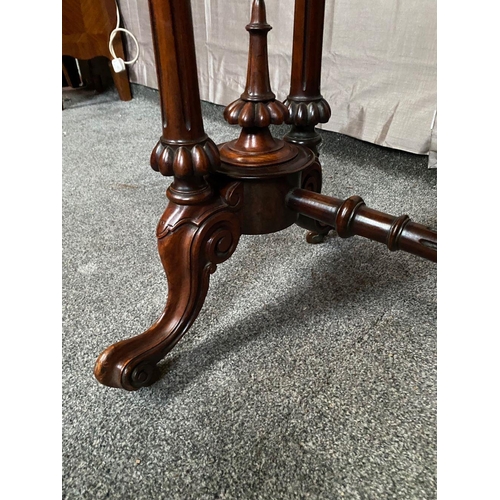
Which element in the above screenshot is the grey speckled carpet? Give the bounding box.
[62,84,437,500]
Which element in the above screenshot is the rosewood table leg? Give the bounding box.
[94,0,437,392]
[284,0,333,243]
[94,184,242,390]
[94,0,242,390]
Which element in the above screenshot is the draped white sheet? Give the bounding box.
[116,0,437,157]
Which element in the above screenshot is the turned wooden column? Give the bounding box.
[287,189,437,262]
[284,0,331,154]
[284,0,333,242]
[219,0,295,169]
[148,0,220,204]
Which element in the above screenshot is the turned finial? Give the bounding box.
[223,0,287,129]
[241,0,274,102]
[219,0,302,171]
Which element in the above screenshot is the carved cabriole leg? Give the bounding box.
[284,0,333,243]
[94,0,243,390]
[94,182,242,390]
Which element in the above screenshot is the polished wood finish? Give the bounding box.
[295,158,334,243]
[94,0,239,389]
[217,0,315,234]
[284,0,334,242]
[218,0,307,180]
[284,0,331,154]
[287,189,437,262]
[148,0,220,205]
[94,0,437,391]
[94,181,243,390]
[62,0,132,101]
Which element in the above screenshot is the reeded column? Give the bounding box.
[284,0,331,155]
[148,0,220,204]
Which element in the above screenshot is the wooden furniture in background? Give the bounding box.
[62,0,132,100]
[94,0,437,391]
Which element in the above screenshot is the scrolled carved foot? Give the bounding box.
[94,182,243,390]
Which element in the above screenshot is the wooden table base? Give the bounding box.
[94,0,437,391]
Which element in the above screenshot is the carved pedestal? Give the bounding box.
[94,0,437,391]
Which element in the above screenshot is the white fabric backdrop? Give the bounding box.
[117,0,437,156]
